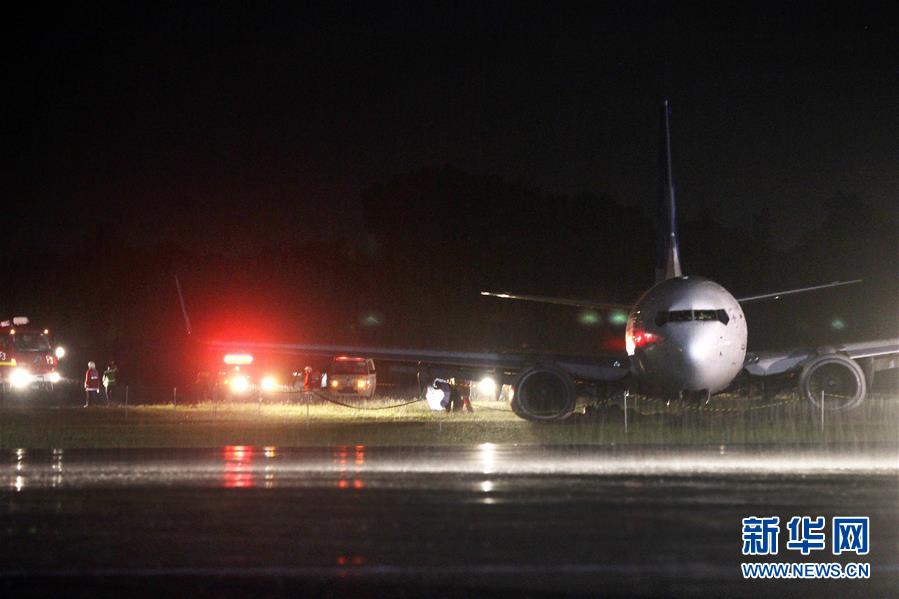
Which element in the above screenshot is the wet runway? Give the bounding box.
[2,445,898,597]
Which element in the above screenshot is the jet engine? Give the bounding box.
[798,353,866,410]
[510,366,576,421]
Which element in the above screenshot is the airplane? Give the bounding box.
[202,101,898,420]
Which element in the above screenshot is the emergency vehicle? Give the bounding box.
[218,353,256,397]
[327,356,376,399]
[196,353,285,401]
[0,317,65,393]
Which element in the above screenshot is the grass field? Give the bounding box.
[1,393,897,448]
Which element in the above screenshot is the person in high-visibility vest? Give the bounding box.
[302,366,314,391]
[103,360,118,405]
[84,361,101,407]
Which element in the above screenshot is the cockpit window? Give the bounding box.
[668,310,693,322]
[655,309,730,326]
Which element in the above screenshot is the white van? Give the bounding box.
[327,356,376,399]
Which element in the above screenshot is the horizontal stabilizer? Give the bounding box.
[480,291,630,311]
[736,279,862,303]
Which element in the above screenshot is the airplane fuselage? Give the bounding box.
[625,276,747,394]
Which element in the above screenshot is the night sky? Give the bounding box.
[13,2,897,251]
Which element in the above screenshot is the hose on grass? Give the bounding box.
[315,392,513,413]
[316,393,427,411]
[261,389,425,410]
[469,402,513,413]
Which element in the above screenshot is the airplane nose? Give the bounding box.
[637,331,723,392]
[687,337,713,363]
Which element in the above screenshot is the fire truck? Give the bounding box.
[196,353,285,401]
[0,317,65,393]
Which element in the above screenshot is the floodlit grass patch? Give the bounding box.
[0,394,896,449]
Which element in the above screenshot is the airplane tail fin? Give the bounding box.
[655,99,682,283]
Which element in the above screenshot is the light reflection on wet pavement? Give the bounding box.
[2,445,897,596]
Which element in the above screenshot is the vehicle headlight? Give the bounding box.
[230,375,250,394]
[331,380,339,388]
[356,378,369,389]
[10,368,33,389]
[261,375,277,392]
[49,372,62,384]
[477,376,497,396]
[55,346,66,359]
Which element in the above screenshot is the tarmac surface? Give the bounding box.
[2,444,897,597]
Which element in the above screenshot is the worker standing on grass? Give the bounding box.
[303,366,314,391]
[448,378,475,413]
[84,361,101,407]
[103,360,118,405]
[458,379,474,413]
[432,378,453,411]
[297,365,318,404]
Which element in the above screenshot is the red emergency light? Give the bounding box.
[224,353,254,365]
[335,356,365,361]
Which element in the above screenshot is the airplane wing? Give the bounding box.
[736,280,862,303]
[481,279,862,309]
[479,291,631,311]
[744,337,899,377]
[208,340,630,384]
